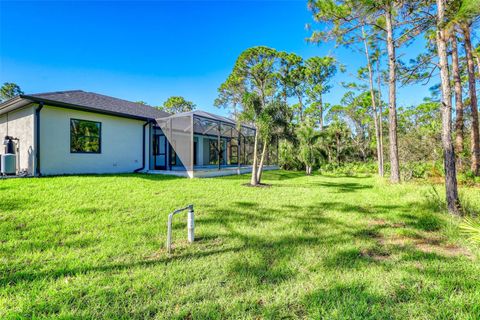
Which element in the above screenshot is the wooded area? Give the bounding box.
[216,0,480,216]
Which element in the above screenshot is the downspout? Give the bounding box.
[134,120,150,173]
[35,102,44,176]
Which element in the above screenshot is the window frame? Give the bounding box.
[70,118,102,154]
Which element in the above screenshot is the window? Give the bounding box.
[229,145,238,165]
[153,134,166,156]
[70,119,101,153]
[170,145,177,166]
[209,140,218,165]
[193,141,197,166]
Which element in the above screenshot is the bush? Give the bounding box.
[319,162,377,176]
[458,170,478,187]
[401,161,443,181]
[278,140,303,171]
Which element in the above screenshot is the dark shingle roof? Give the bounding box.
[22,90,170,120]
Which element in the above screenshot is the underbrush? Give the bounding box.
[315,161,480,187]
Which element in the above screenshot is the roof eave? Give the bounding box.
[0,96,34,115]
[22,95,153,121]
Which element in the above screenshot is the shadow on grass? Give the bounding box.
[2,197,456,287]
[2,182,470,320]
[303,201,446,233]
[262,170,306,181]
[311,181,373,193]
[0,245,241,287]
[399,212,444,231]
[303,283,392,318]
[0,198,37,212]
[211,170,304,182]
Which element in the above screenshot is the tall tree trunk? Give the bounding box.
[376,58,385,176]
[475,53,480,76]
[297,93,304,122]
[250,128,259,186]
[319,94,324,130]
[436,0,461,215]
[473,47,480,76]
[307,165,312,175]
[385,6,400,183]
[461,22,480,175]
[451,31,464,169]
[362,25,384,177]
[256,140,268,183]
[336,132,340,164]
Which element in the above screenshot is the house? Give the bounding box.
[0,90,278,177]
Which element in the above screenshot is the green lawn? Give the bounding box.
[1,171,479,319]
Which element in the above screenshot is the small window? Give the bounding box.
[70,119,101,153]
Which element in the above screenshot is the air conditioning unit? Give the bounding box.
[1,154,16,175]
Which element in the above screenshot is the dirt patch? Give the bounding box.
[362,220,472,260]
[368,219,406,229]
[384,233,472,259]
[391,222,407,228]
[368,219,387,226]
[415,242,472,258]
[360,248,391,261]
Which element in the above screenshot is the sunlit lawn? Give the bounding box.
[1,171,479,319]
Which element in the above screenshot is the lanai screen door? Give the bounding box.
[156,115,194,176]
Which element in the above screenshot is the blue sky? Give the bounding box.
[0,0,432,116]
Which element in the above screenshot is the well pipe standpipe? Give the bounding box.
[166,204,194,254]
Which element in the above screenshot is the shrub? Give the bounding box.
[401,161,443,181]
[319,162,377,176]
[278,140,303,171]
[461,217,480,245]
[458,170,478,187]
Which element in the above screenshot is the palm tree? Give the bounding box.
[296,122,321,175]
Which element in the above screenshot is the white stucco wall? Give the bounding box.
[39,105,149,175]
[0,105,36,175]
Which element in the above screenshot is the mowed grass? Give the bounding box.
[1,171,479,319]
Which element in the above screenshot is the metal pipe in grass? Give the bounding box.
[166,204,194,254]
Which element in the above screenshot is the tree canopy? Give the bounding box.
[0,82,23,102]
[159,96,196,114]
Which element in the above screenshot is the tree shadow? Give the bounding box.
[0,245,242,287]
[0,198,36,212]
[303,283,393,319]
[3,173,476,319]
[212,170,304,182]
[311,181,373,193]
[262,170,305,181]
[399,212,444,231]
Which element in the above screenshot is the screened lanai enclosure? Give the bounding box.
[150,111,278,178]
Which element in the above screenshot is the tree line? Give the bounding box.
[215,47,341,186]
[216,0,479,215]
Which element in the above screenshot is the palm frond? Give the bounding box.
[460,217,480,245]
